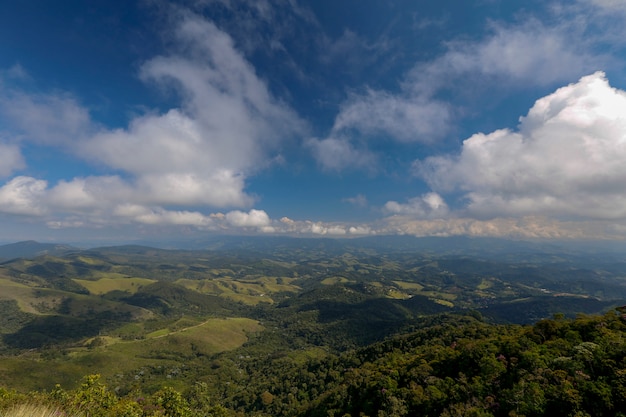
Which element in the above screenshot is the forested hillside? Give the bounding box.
[1,312,625,416]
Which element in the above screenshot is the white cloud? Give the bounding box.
[417,72,626,220]
[0,12,306,226]
[0,175,219,228]
[312,6,602,171]
[306,136,375,171]
[273,217,373,236]
[225,209,271,227]
[584,0,626,13]
[124,206,213,227]
[343,194,368,208]
[348,225,372,235]
[46,220,85,229]
[384,192,449,219]
[79,14,304,208]
[307,222,346,235]
[136,171,252,208]
[0,176,47,216]
[110,203,215,227]
[0,91,92,146]
[46,176,133,212]
[4,64,30,80]
[332,90,451,143]
[311,64,452,172]
[408,20,597,96]
[382,216,602,239]
[0,142,24,178]
[85,110,255,207]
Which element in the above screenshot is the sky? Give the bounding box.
[1,0,626,244]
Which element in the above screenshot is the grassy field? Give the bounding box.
[176,277,299,305]
[392,280,425,291]
[0,354,95,391]
[385,288,411,299]
[286,346,329,366]
[0,317,263,392]
[321,277,352,285]
[0,278,153,320]
[73,277,156,295]
[431,298,455,307]
[476,278,495,290]
[0,278,53,314]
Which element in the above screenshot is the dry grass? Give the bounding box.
[1,403,74,417]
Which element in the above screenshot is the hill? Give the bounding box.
[0,240,77,260]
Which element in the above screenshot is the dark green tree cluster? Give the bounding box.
[299,312,626,417]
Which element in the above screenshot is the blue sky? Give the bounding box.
[1,0,626,243]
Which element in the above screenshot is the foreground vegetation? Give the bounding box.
[1,312,626,416]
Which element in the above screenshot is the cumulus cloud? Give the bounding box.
[384,192,449,219]
[225,209,271,228]
[311,5,603,171]
[584,0,626,13]
[309,222,346,235]
[46,176,133,212]
[79,13,304,208]
[0,176,48,216]
[116,205,214,227]
[306,136,376,171]
[332,90,451,143]
[0,175,215,228]
[408,20,598,96]
[276,216,374,236]
[311,66,452,172]
[0,142,24,178]
[0,12,305,228]
[382,216,602,239]
[416,72,626,220]
[0,91,92,146]
[348,225,372,235]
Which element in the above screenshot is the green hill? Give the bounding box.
[0,241,77,260]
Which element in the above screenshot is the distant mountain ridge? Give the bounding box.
[2,235,626,264]
[0,240,77,260]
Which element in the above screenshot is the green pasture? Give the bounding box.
[286,346,329,366]
[385,288,410,299]
[0,281,75,315]
[109,317,263,354]
[176,276,299,305]
[321,277,352,285]
[0,317,263,392]
[73,277,157,295]
[476,278,495,290]
[392,280,425,291]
